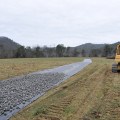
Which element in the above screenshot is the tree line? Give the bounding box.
[89,44,116,57]
[15,44,81,58]
[0,44,116,58]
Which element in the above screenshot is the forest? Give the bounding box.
[0,37,117,58]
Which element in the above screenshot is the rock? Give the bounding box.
[0,72,65,115]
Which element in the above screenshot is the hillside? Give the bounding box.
[75,42,120,51]
[72,42,120,57]
[75,43,105,52]
[110,42,120,50]
[0,37,20,49]
[0,37,21,58]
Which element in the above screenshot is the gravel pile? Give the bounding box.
[0,72,65,116]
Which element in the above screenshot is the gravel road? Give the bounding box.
[0,59,92,120]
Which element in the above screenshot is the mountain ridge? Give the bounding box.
[0,36,120,58]
[73,42,120,54]
[0,37,21,49]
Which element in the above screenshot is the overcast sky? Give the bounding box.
[0,0,120,47]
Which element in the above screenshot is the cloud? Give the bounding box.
[0,0,120,47]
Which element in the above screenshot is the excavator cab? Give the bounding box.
[112,44,120,72]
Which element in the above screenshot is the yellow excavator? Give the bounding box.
[112,44,120,72]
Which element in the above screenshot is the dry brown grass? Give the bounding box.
[8,58,120,120]
[0,57,83,81]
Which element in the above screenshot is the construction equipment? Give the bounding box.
[112,44,120,73]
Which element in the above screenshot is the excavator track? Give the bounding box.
[112,63,118,73]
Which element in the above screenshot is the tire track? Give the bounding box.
[40,95,75,120]
[71,66,106,120]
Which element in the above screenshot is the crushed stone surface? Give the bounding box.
[0,72,65,116]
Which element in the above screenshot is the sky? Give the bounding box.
[0,0,120,47]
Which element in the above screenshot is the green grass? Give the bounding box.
[32,105,49,116]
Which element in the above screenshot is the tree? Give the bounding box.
[65,47,72,57]
[15,46,26,58]
[34,46,44,57]
[56,44,66,57]
[102,45,112,57]
[81,49,86,57]
[0,45,4,58]
[43,46,56,57]
[47,47,56,57]
[89,49,101,57]
[72,48,79,57]
[25,46,33,58]
[35,46,40,57]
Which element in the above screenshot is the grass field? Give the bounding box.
[0,57,83,81]
[1,58,120,120]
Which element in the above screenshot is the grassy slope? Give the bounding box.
[0,57,83,81]
[8,58,120,120]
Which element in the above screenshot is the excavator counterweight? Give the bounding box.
[112,44,120,73]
